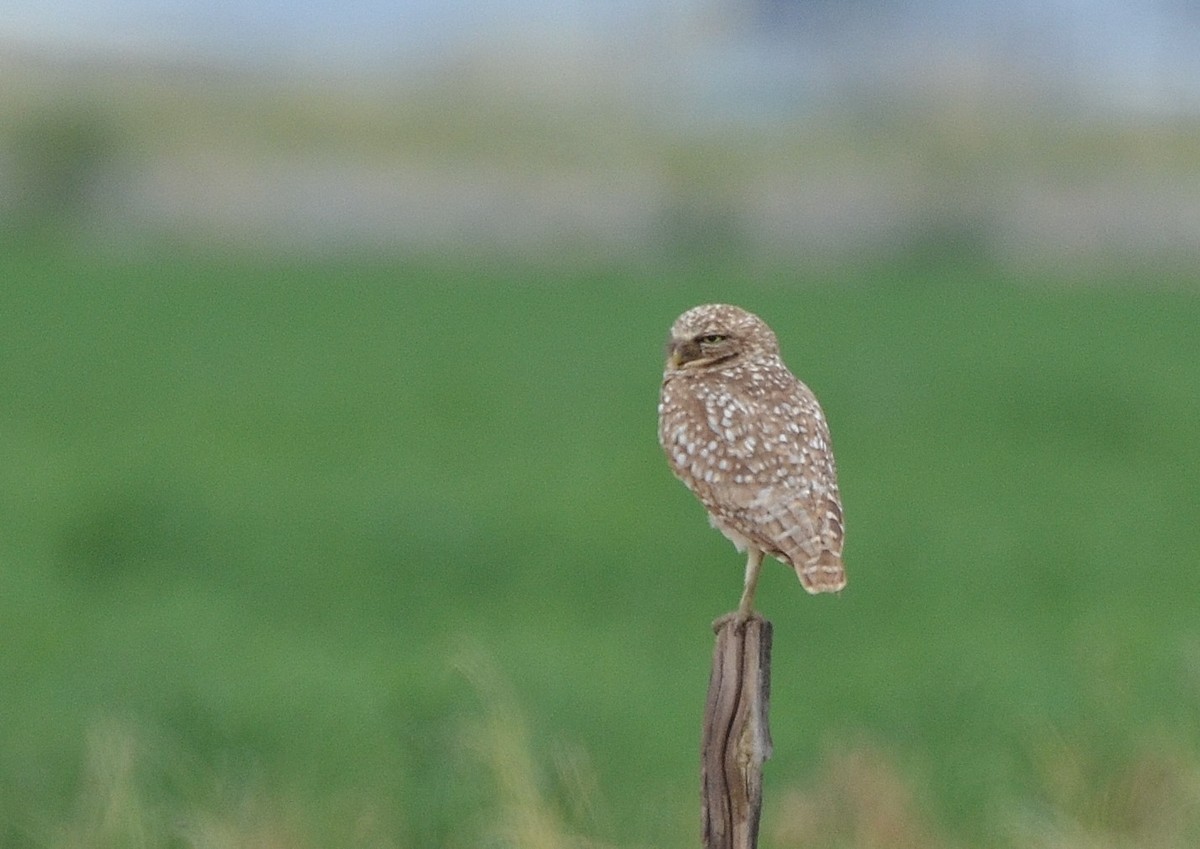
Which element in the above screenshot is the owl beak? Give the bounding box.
[667,341,683,369]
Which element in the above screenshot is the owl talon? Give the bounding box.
[712,610,761,634]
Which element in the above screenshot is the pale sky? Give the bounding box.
[4,0,1199,111]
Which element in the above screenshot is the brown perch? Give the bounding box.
[701,614,773,849]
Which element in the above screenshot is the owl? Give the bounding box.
[658,303,845,618]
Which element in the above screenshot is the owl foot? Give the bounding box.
[712,610,763,634]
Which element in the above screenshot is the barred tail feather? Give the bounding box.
[797,550,846,594]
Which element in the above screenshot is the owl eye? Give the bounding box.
[698,334,728,345]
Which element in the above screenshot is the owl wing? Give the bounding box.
[702,378,846,592]
[659,369,845,593]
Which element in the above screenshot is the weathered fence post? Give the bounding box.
[701,614,773,849]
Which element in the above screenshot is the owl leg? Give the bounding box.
[736,547,765,618]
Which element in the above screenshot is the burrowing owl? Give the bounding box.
[658,304,845,617]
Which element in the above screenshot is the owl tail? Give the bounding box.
[797,551,846,594]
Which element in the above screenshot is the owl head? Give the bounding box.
[664,304,780,372]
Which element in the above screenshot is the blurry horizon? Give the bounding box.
[6,0,1200,110]
[5,1,1200,269]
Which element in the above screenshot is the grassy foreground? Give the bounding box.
[2,246,1199,848]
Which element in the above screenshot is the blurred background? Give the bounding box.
[3,2,1200,848]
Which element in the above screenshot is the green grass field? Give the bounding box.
[2,245,1199,848]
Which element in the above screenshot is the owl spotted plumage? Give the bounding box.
[658,304,845,617]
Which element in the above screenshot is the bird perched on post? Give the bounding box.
[658,304,846,619]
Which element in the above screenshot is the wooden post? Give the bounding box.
[701,614,773,849]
